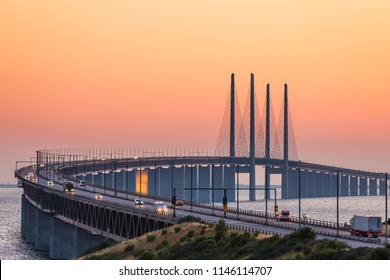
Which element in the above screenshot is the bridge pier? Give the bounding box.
[323,173,331,197]
[341,175,349,196]
[314,172,323,197]
[359,177,368,196]
[380,178,386,195]
[369,178,377,196]
[350,176,358,196]
[199,166,211,203]
[21,193,105,259]
[49,217,104,259]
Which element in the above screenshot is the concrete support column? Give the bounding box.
[213,165,223,203]
[86,173,93,184]
[34,210,53,251]
[314,172,323,197]
[225,165,236,202]
[308,171,315,198]
[290,169,299,199]
[116,170,125,191]
[199,166,211,203]
[359,177,368,196]
[341,175,349,196]
[380,179,386,195]
[323,173,331,197]
[350,176,358,196]
[369,178,377,196]
[173,166,185,201]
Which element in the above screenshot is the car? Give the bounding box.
[95,194,103,201]
[154,201,168,213]
[175,200,184,206]
[79,180,86,187]
[134,198,144,207]
[279,210,291,222]
[47,180,54,187]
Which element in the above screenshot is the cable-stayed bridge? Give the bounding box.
[15,73,388,258]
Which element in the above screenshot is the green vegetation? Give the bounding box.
[146,234,156,242]
[80,220,390,260]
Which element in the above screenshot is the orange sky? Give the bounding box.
[1,1,390,183]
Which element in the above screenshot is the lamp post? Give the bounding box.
[139,160,142,199]
[265,164,268,224]
[385,173,389,244]
[113,158,117,196]
[336,170,340,236]
[299,167,301,228]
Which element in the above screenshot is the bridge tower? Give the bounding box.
[229,73,235,158]
[249,73,256,201]
[282,84,289,198]
[265,84,271,199]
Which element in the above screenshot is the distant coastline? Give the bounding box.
[0,184,17,188]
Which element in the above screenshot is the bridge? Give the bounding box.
[15,73,388,259]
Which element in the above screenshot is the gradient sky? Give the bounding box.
[1,1,390,183]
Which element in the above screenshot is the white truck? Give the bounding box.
[350,215,381,238]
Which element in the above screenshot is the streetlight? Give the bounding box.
[298,167,301,228]
[385,173,388,244]
[336,170,340,236]
[265,164,268,224]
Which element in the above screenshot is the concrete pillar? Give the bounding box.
[249,73,256,201]
[350,176,358,196]
[198,166,211,203]
[159,167,172,197]
[380,179,386,195]
[290,169,299,199]
[301,170,309,198]
[116,170,125,191]
[49,218,104,259]
[213,165,223,203]
[314,172,323,197]
[359,177,368,196]
[34,209,53,251]
[323,173,331,197]
[106,171,113,187]
[307,171,315,198]
[369,178,377,196]
[341,175,349,196]
[86,173,93,184]
[224,165,236,202]
[147,168,156,197]
[282,84,289,199]
[96,172,103,185]
[330,173,337,197]
[173,166,185,201]
[25,198,36,244]
[125,169,136,193]
[230,73,235,158]
[21,194,27,238]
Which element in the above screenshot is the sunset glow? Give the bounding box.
[1,1,390,183]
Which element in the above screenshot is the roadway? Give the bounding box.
[18,165,384,248]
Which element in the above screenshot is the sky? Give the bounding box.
[1,1,390,183]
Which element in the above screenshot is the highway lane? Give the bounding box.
[18,166,384,248]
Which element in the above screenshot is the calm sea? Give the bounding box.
[0,188,47,260]
[0,187,388,259]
